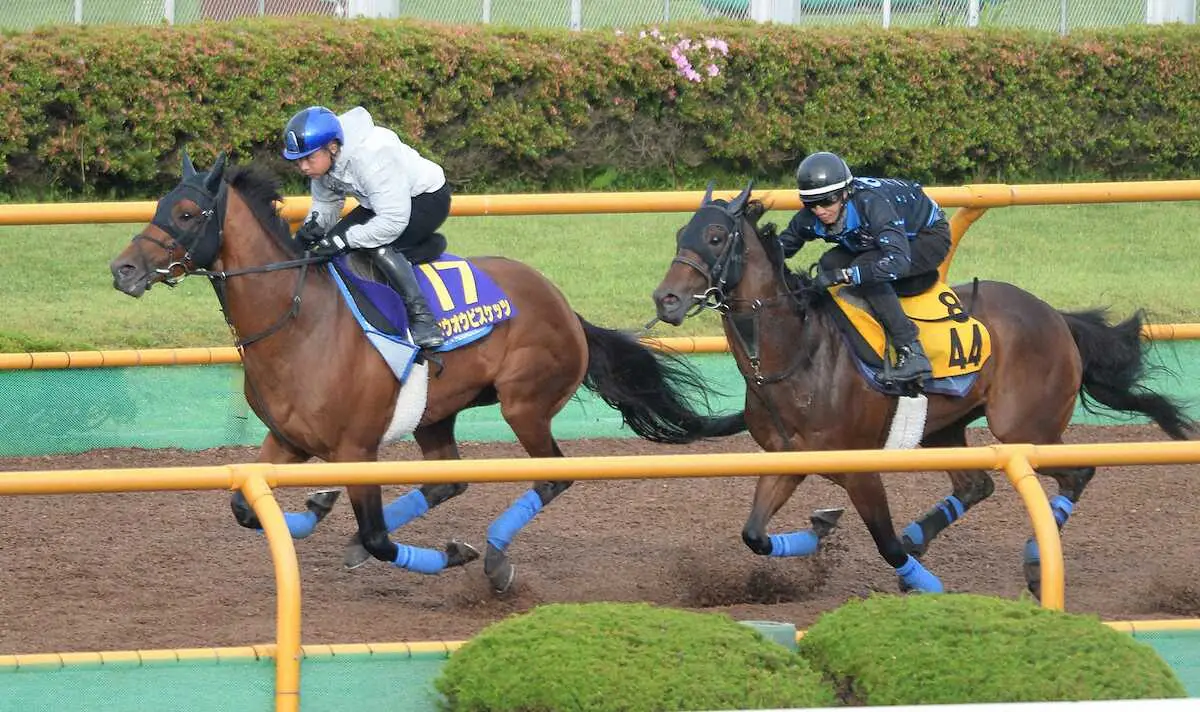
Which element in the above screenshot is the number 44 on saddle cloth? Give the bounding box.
[827,281,993,397]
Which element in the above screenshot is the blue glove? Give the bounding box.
[308,232,349,257]
[295,212,325,247]
[814,267,854,291]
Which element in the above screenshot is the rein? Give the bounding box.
[135,177,330,348]
[671,199,812,446]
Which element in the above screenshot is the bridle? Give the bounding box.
[670,184,809,387]
[131,154,327,348]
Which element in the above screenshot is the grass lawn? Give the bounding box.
[0,198,1196,351]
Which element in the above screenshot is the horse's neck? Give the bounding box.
[215,196,338,354]
[725,257,835,387]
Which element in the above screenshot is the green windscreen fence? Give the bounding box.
[2,629,1198,712]
[1,342,1198,456]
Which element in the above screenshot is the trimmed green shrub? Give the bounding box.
[434,601,836,711]
[0,20,1198,199]
[799,593,1187,706]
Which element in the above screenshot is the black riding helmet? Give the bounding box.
[795,152,853,205]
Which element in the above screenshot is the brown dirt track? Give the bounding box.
[2,423,1199,656]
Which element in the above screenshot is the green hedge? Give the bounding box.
[1,19,1198,199]
[799,593,1187,705]
[434,602,837,711]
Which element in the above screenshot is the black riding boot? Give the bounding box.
[370,247,445,350]
[857,282,933,384]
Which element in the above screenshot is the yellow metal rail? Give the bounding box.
[0,322,1195,371]
[4,441,1200,710]
[2,180,1200,225]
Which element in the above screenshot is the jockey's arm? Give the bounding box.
[342,154,413,250]
[858,198,912,284]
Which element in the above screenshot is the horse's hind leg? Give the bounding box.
[229,433,337,540]
[484,404,571,594]
[901,422,996,557]
[741,475,843,559]
[1022,465,1095,598]
[343,415,470,569]
[988,391,1087,599]
[838,473,944,593]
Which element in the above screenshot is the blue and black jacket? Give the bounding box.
[778,177,945,284]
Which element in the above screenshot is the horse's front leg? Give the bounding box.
[347,484,478,574]
[229,432,338,539]
[839,473,943,593]
[901,425,996,557]
[741,475,843,558]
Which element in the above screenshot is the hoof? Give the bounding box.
[230,493,262,530]
[1024,562,1042,601]
[305,489,340,523]
[445,540,480,569]
[484,543,516,594]
[344,534,372,570]
[810,507,844,538]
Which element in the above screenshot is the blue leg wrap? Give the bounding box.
[895,555,944,593]
[1026,496,1075,564]
[282,511,318,540]
[384,489,430,533]
[902,521,925,548]
[487,489,544,552]
[937,495,966,523]
[1049,495,1074,528]
[768,530,820,557]
[1024,537,1041,565]
[393,544,448,575]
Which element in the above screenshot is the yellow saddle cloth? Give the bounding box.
[829,281,992,379]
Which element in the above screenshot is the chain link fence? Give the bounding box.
[5,0,1188,32]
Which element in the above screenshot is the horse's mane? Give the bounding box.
[744,199,822,314]
[226,164,303,257]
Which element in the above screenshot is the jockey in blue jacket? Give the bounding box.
[778,151,952,385]
[282,105,448,350]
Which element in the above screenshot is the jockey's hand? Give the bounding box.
[308,233,349,258]
[295,213,325,247]
[814,268,854,292]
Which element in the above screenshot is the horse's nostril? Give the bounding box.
[118,264,135,279]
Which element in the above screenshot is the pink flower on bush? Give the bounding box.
[632,27,730,85]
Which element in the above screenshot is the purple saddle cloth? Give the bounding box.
[331,252,516,352]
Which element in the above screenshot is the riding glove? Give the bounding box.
[308,232,349,258]
[294,212,325,247]
[814,267,855,291]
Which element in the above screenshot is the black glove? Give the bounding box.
[295,212,325,247]
[814,267,854,292]
[308,232,349,258]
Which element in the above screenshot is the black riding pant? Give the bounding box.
[326,183,452,264]
[818,219,952,345]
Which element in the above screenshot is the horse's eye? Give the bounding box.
[708,232,724,245]
[180,212,193,220]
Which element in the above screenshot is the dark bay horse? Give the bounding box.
[651,184,1193,595]
[109,154,745,592]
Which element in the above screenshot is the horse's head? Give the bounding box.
[651,181,761,326]
[110,151,228,297]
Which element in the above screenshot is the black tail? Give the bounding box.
[1062,309,1195,440]
[578,316,746,444]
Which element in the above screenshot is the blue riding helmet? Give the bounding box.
[282,106,344,160]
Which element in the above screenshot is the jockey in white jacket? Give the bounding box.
[283,105,450,350]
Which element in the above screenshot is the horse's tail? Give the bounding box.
[1061,308,1195,440]
[577,315,747,444]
